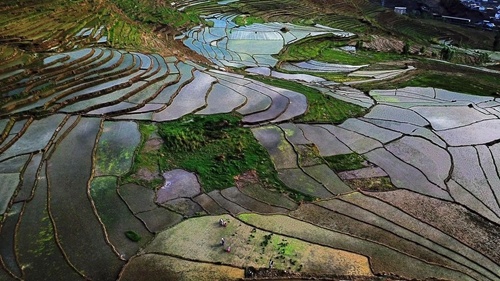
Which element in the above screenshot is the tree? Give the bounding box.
[402,42,411,55]
[494,33,500,51]
[440,46,454,61]
[355,40,363,50]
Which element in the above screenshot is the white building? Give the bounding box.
[394,7,407,15]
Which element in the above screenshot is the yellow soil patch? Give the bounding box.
[120,253,244,281]
[145,214,373,276]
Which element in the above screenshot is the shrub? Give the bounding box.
[125,230,141,242]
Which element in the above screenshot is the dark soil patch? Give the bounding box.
[346,177,395,191]
[245,266,442,280]
[135,168,161,182]
[142,138,163,153]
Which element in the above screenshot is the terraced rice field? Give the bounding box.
[179,14,355,68]
[1,0,499,280]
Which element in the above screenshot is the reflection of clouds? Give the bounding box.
[413,106,494,131]
[161,181,172,189]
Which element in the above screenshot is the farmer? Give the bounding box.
[219,218,224,226]
[269,259,274,269]
[221,237,225,246]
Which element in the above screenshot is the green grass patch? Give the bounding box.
[233,15,264,26]
[324,153,365,172]
[249,76,366,123]
[131,123,158,172]
[121,122,162,188]
[156,113,284,192]
[279,38,404,65]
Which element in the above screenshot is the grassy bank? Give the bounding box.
[354,60,500,97]
[279,38,404,65]
[249,76,366,123]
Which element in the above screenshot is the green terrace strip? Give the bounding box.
[400,72,500,97]
[279,38,405,65]
[122,122,163,189]
[110,0,201,28]
[249,76,366,123]
[232,15,265,26]
[107,19,143,48]
[324,153,366,172]
[354,60,500,97]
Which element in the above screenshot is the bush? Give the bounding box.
[477,52,490,64]
[125,230,141,242]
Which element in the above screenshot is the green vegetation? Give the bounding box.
[260,233,273,247]
[156,113,284,192]
[121,123,163,188]
[352,57,500,97]
[90,176,119,225]
[110,0,201,27]
[249,76,366,123]
[404,72,498,96]
[440,46,455,61]
[233,15,264,26]
[107,19,143,48]
[279,38,404,65]
[125,230,141,242]
[324,153,366,172]
[296,144,323,167]
[32,213,55,258]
